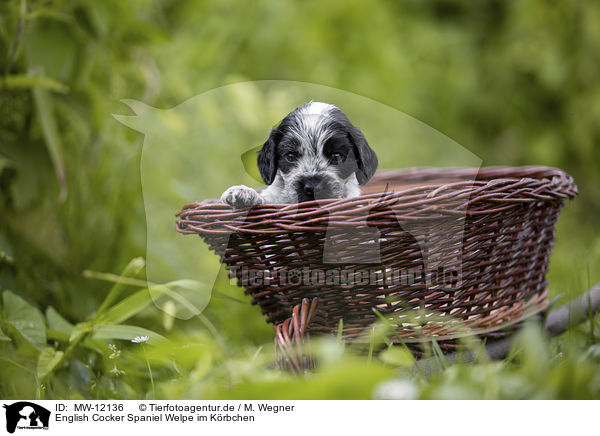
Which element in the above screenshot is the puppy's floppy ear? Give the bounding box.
[348,126,378,185]
[257,129,280,185]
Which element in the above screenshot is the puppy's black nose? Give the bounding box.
[303,181,316,196]
[297,175,324,201]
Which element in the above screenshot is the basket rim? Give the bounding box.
[176,165,577,235]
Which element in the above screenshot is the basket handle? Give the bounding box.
[273,297,319,374]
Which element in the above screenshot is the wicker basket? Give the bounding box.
[176,166,577,366]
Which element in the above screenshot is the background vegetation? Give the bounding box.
[0,0,599,399]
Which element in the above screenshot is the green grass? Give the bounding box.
[1,251,599,399]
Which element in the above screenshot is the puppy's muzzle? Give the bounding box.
[295,175,334,202]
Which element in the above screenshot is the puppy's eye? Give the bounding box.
[330,152,345,164]
[284,153,297,163]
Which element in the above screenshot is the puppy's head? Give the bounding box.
[257,102,378,203]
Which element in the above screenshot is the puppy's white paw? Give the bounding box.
[220,185,265,209]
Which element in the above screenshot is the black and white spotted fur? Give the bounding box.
[221,102,378,208]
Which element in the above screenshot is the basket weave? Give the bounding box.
[176,166,577,363]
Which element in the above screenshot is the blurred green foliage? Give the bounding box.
[0,0,599,399]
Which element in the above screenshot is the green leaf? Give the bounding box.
[241,144,263,183]
[46,328,70,343]
[36,346,64,379]
[148,280,211,320]
[2,74,69,93]
[96,287,154,325]
[46,329,111,355]
[96,279,209,325]
[45,306,74,335]
[0,326,11,342]
[84,268,211,323]
[161,301,176,331]
[26,7,72,23]
[92,324,166,343]
[2,291,46,350]
[379,346,415,368]
[94,257,146,318]
[32,79,67,202]
[69,322,92,343]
